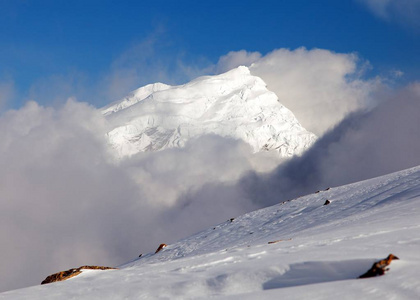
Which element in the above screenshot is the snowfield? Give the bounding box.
[101,66,316,158]
[2,165,419,299]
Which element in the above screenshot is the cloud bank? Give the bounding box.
[215,48,380,136]
[184,82,420,209]
[0,47,415,293]
[0,99,276,292]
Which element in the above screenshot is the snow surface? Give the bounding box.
[101,66,317,158]
[2,165,420,299]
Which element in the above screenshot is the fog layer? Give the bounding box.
[0,50,417,293]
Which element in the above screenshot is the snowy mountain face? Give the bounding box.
[3,165,420,299]
[101,66,317,158]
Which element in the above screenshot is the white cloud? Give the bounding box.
[103,28,211,103]
[28,72,89,106]
[359,0,393,18]
[186,81,420,210]
[0,99,279,292]
[216,48,380,136]
[0,81,15,110]
[215,50,262,74]
[357,0,420,29]
[24,27,211,109]
[0,45,401,293]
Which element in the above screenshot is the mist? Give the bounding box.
[215,48,380,136]
[357,0,420,30]
[0,99,279,292]
[182,82,420,209]
[0,49,417,293]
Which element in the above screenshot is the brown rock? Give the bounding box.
[324,200,331,205]
[41,266,117,285]
[268,238,292,244]
[155,243,167,254]
[359,254,399,278]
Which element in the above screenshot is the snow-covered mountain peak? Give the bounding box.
[101,82,171,116]
[102,66,317,158]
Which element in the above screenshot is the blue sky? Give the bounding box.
[0,0,419,108]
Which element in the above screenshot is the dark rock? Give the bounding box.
[324,200,331,205]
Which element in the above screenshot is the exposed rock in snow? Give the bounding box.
[358,254,399,279]
[154,243,167,254]
[41,266,117,285]
[101,66,317,158]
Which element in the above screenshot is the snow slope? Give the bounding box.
[2,165,420,299]
[101,66,317,158]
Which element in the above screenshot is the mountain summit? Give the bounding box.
[102,66,316,158]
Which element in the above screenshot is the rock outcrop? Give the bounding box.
[359,254,399,278]
[155,243,167,254]
[41,266,117,285]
